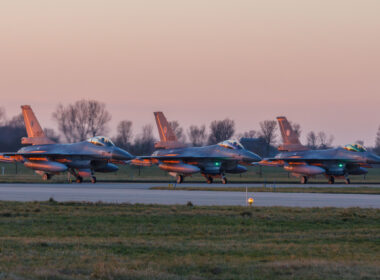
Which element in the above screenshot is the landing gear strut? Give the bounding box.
[328,176,335,184]
[344,178,351,184]
[176,175,184,184]
[42,173,51,181]
[69,169,83,184]
[300,176,308,184]
[206,176,213,184]
[221,176,228,184]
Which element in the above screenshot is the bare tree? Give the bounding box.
[7,113,24,128]
[0,107,5,125]
[238,130,257,139]
[258,120,277,155]
[133,124,156,155]
[0,112,26,151]
[355,140,364,146]
[44,128,60,143]
[53,100,111,142]
[317,131,334,149]
[307,131,318,149]
[188,125,207,146]
[374,126,380,154]
[208,119,235,144]
[169,121,186,143]
[290,121,301,138]
[114,120,133,149]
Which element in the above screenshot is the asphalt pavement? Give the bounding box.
[0,183,379,208]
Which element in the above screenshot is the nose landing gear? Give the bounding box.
[42,173,52,181]
[328,176,335,184]
[300,176,308,184]
[206,176,213,184]
[176,175,184,184]
[221,176,228,184]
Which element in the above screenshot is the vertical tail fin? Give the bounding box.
[154,112,177,142]
[277,116,308,151]
[153,112,186,149]
[21,105,55,145]
[22,105,45,138]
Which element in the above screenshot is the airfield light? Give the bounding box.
[248,197,254,206]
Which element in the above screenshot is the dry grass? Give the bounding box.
[0,201,379,279]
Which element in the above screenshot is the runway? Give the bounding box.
[0,183,379,208]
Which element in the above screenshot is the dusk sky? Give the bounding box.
[1,0,379,145]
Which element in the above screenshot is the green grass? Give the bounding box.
[0,201,379,279]
[150,186,380,194]
[1,163,380,184]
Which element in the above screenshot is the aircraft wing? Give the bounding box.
[259,157,362,167]
[130,155,235,166]
[0,152,109,161]
[0,153,17,163]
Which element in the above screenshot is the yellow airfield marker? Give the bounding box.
[248,197,254,206]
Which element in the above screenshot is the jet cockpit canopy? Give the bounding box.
[344,144,367,153]
[87,136,115,147]
[218,139,245,150]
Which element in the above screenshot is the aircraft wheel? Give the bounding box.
[176,175,184,184]
[345,178,351,184]
[300,176,308,184]
[221,177,228,184]
[206,176,213,184]
[91,176,97,184]
[328,176,335,184]
[76,176,83,183]
[42,173,51,181]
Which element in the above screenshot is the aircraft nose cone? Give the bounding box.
[112,147,134,161]
[242,150,262,163]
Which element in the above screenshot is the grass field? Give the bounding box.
[1,162,380,184]
[0,201,379,279]
[150,186,380,194]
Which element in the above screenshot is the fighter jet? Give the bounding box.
[131,112,261,184]
[259,116,380,184]
[0,105,133,183]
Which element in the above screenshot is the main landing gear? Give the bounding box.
[203,174,228,184]
[344,178,351,184]
[69,169,82,183]
[69,169,96,184]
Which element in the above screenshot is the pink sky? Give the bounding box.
[1,0,379,145]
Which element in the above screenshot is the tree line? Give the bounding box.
[1,100,380,156]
